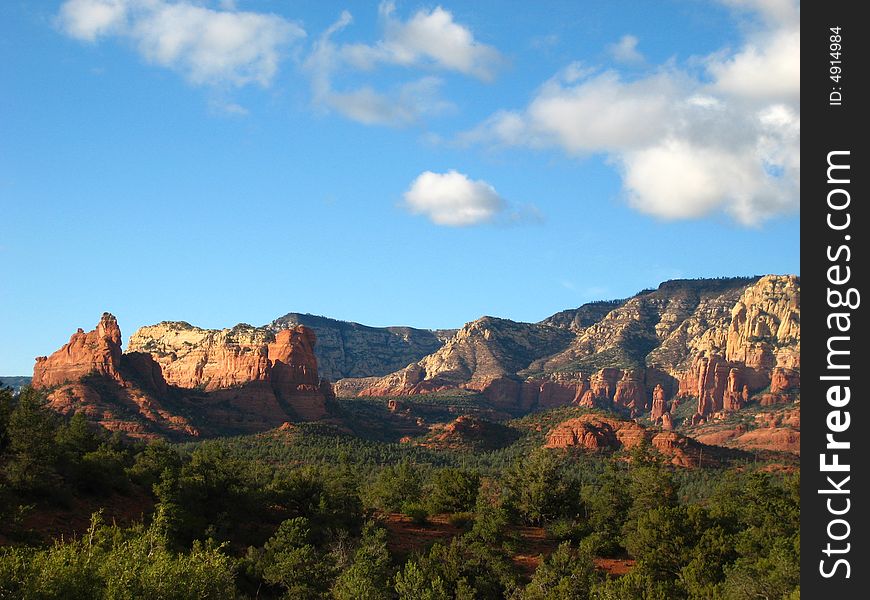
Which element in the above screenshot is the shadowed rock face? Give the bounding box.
[418,415,520,451]
[341,276,800,424]
[33,314,329,439]
[269,313,452,381]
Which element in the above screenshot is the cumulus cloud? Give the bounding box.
[464,0,800,226]
[608,34,644,64]
[403,170,507,226]
[336,2,502,80]
[57,0,304,87]
[708,27,799,102]
[468,68,680,154]
[59,0,127,41]
[365,1,502,80]
[303,3,499,126]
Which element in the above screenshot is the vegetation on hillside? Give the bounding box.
[0,386,799,599]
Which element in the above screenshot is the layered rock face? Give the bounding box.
[544,414,716,468]
[354,316,573,410]
[127,322,323,393]
[127,322,274,390]
[341,276,800,426]
[269,313,452,381]
[33,314,196,438]
[33,313,124,388]
[669,275,800,420]
[34,314,330,439]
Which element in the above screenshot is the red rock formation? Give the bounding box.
[267,327,328,420]
[694,425,800,455]
[770,367,800,394]
[590,368,621,402]
[544,414,713,467]
[123,351,169,397]
[337,276,799,425]
[33,315,330,439]
[721,368,749,412]
[358,364,452,397]
[650,384,667,420]
[470,376,523,409]
[521,378,589,410]
[33,313,124,388]
[613,370,648,414]
[268,328,320,387]
[678,354,738,418]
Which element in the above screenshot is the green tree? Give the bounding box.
[468,480,510,546]
[0,385,16,453]
[4,388,61,494]
[522,541,596,600]
[126,440,182,490]
[624,505,695,584]
[394,560,449,600]
[365,461,423,513]
[332,522,392,600]
[503,449,580,526]
[0,509,237,600]
[583,464,631,556]
[426,468,480,514]
[256,517,332,599]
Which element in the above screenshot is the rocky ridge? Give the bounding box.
[341,276,800,427]
[32,314,331,439]
[269,313,453,381]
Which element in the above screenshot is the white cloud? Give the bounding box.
[58,0,128,41]
[464,0,800,226]
[719,0,799,26]
[493,70,679,153]
[336,2,503,80]
[57,0,304,87]
[608,34,644,64]
[302,3,501,126]
[403,170,506,226]
[372,2,503,81]
[708,28,799,103]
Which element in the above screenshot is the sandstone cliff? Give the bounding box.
[33,314,331,439]
[341,276,800,426]
[33,313,124,388]
[355,316,573,409]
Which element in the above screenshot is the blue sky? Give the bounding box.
[0,0,799,375]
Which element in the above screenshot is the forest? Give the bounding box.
[0,386,799,599]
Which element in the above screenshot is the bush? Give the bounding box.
[522,541,596,600]
[425,468,480,515]
[0,510,236,600]
[447,511,474,529]
[545,518,587,544]
[401,502,429,525]
[365,461,424,513]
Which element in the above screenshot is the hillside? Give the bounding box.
[269,313,453,380]
[342,276,800,431]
